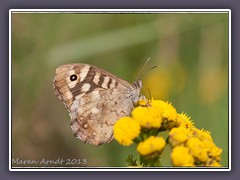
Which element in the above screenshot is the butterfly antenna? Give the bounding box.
[136,57,151,81]
[141,65,159,79]
[147,65,159,73]
[147,87,152,100]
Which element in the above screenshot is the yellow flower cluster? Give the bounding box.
[114,99,178,145]
[137,136,166,156]
[113,98,222,167]
[167,111,222,166]
[169,124,222,167]
[114,99,175,157]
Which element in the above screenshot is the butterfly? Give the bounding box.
[53,63,145,146]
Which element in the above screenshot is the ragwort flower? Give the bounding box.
[171,146,195,167]
[169,126,191,147]
[132,99,178,130]
[187,137,209,163]
[137,136,166,156]
[151,100,178,121]
[152,100,178,130]
[132,106,162,128]
[177,112,195,129]
[113,97,223,167]
[114,117,140,146]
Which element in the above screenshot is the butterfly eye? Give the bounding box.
[70,74,78,81]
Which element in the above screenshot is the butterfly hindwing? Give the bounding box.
[70,87,133,146]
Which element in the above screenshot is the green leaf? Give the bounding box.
[126,155,138,167]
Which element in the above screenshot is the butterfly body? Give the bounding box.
[53,63,143,146]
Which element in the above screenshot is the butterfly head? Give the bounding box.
[132,79,142,89]
[131,79,144,104]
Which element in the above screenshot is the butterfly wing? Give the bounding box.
[69,86,134,146]
[53,63,138,146]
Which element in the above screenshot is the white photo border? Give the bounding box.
[9,9,231,171]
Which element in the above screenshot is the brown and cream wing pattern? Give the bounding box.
[53,63,138,146]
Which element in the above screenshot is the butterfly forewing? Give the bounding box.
[53,63,142,146]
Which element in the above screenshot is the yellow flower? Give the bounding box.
[209,145,222,159]
[114,117,140,146]
[187,137,209,162]
[132,106,162,128]
[151,100,178,121]
[169,127,190,147]
[206,160,222,167]
[171,146,195,167]
[192,128,213,142]
[190,128,222,163]
[137,136,166,156]
[177,112,195,129]
[203,141,222,162]
[132,100,178,130]
[152,100,178,130]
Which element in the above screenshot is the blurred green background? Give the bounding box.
[11,12,229,167]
